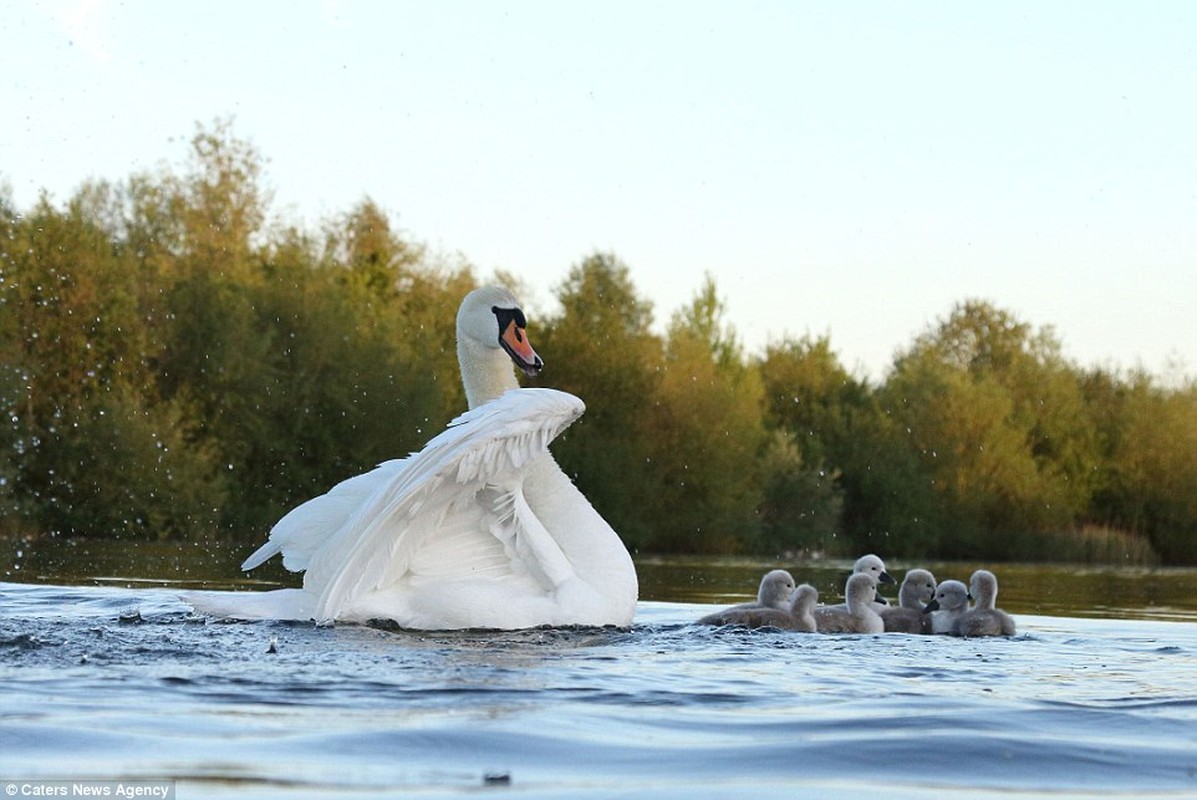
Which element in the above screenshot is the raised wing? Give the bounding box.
[241,459,407,573]
[301,388,585,621]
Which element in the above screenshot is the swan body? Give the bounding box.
[697,582,817,632]
[954,570,1016,637]
[881,568,936,634]
[186,286,638,629]
[814,573,883,634]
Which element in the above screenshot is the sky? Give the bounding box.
[3,1,1195,382]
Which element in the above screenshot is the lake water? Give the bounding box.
[3,541,1197,798]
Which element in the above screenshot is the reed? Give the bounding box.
[1038,525,1160,566]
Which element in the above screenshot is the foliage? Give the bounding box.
[3,123,1195,564]
[645,276,770,553]
[536,253,663,551]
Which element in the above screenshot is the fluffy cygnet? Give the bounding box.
[695,569,797,626]
[880,568,937,634]
[814,573,884,634]
[922,579,970,634]
[953,569,1016,637]
[854,554,897,591]
[696,583,819,632]
[826,554,898,613]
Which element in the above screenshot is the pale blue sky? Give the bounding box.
[3,1,1195,381]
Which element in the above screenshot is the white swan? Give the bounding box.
[954,569,1016,637]
[923,579,970,634]
[186,286,638,629]
[880,568,936,634]
[813,573,883,634]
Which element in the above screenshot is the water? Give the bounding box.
[3,549,1197,798]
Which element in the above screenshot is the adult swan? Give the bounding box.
[186,286,638,629]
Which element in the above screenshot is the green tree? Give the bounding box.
[538,252,662,551]
[756,334,871,554]
[0,196,226,539]
[647,276,770,553]
[1086,372,1197,563]
[881,300,1099,557]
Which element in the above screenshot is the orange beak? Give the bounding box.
[500,319,543,376]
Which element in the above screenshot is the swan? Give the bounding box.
[922,579,970,634]
[813,573,883,634]
[696,583,818,632]
[185,285,638,629]
[880,568,937,634]
[953,570,1016,637]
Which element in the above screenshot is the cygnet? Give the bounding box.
[922,579,970,634]
[696,583,819,632]
[880,568,937,634]
[953,569,1016,637]
[695,569,796,626]
[814,573,883,634]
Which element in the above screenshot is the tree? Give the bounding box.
[0,197,226,539]
[646,276,770,553]
[538,252,662,551]
[1086,372,1197,563]
[881,300,1099,556]
[756,334,872,554]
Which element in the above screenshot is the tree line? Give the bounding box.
[3,122,1195,564]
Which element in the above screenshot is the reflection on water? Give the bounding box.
[4,536,1197,622]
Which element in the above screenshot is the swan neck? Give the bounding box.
[899,581,924,609]
[458,336,520,409]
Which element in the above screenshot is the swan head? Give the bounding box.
[757,569,797,608]
[844,572,879,610]
[969,569,999,609]
[923,579,970,614]
[853,553,896,585]
[899,568,937,608]
[790,583,818,614]
[457,285,544,377]
[456,286,545,408]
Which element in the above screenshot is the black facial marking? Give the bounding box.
[492,305,527,338]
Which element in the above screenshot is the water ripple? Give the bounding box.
[3,583,1197,798]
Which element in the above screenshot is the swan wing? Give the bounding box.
[241,459,408,572]
[303,388,585,621]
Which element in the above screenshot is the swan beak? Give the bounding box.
[922,598,940,614]
[501,319,544,376]
[879,571,897,585]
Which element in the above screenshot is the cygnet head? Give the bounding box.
[923,579,970,614]
[456,286,544,408]
[844,572,879,610]
[790,583,818,614]
[969,569,1000,611]
[758,569,797,609]
[899,569,937,609]
[854,554,896,586]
